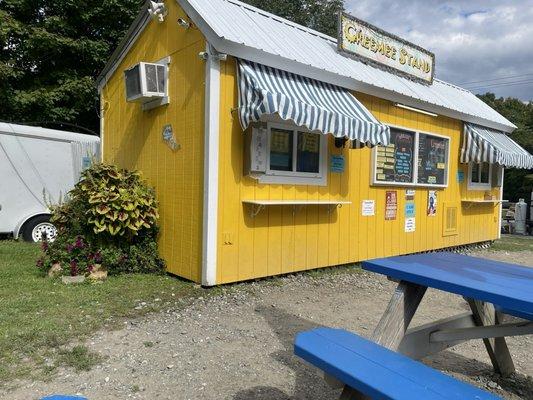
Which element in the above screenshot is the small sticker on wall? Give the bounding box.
[362,200,375,216]
[385,191,397,220]
[162,124,180,151]
[457,171,464,183]
[330,155,345,173]
[405,217,416,233]
[405,189,415,201]
[428,191,437,216]
[405,202,415,218]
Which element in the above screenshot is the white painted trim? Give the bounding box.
[257,121,327,186]
[371,124,451,189]
[498,168,505,239]
[201,44,220,287]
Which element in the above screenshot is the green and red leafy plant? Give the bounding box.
[37,163,165,276]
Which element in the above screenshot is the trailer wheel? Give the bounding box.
[21,215,58,243]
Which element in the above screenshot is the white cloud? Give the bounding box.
[344,0,533,100]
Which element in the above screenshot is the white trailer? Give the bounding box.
[0,122,100,242]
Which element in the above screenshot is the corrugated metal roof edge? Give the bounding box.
[179,0,515,133]
[96,0,516,133]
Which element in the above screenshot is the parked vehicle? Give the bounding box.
[0,122,100,242]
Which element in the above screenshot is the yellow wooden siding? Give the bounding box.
[101,2,206,282]
[216,57,501,284]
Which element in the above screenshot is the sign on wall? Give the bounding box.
[338,13,435,84]
[428,191,437,216]
[362,200,375,216]
[385,191,397,220]
[330,155,345,173]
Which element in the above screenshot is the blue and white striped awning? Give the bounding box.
[237,60,390,147]
[461,123,533,169]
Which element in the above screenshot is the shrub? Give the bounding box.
[37,163,165,276]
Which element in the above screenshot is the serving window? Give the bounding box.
[372,127,450,187]
[245,122,328,186]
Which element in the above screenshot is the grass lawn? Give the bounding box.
[0,234,529,386]
[490,234,533,252]
[0,240,203,386]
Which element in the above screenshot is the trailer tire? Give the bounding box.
[20,215,58,243]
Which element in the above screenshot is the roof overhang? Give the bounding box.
[96,0,516,134]
[177,0,515,133]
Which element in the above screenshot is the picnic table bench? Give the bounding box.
[294,252,533,399]
[295,327,500,400]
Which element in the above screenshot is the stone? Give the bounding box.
[89,270,108,282]
[62,275,86,284]
[48,263,62,278]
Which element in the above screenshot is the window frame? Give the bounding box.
[371,124,451,188]
[258,122,328,186]
[467,162,492,190]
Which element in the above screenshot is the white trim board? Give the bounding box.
[201,44,220,287]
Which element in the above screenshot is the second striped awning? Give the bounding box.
[237,59,390,147]
[461,123,533,169]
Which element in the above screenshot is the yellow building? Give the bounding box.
[97,0,533,285]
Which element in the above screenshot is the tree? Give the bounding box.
[242,0,344,38]
[0,0,141,133]
[477,93,533,202]
[0,0,344,133]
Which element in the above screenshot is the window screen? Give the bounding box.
[269,128,293,171]
[417,133,448,185]
[125,64,141,99]
[296,132,320,173]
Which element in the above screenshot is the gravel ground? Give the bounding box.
[2,250,532,400]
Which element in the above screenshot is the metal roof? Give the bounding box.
[97,0,516,132]
[177,0,516,132]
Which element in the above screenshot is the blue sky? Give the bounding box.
[344,0,533,101]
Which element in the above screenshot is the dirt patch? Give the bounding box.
[2,251,532,400]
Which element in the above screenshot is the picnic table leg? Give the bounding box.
[339,281,427,399]
[466,299,515,377]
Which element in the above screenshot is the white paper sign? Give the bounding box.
[362,200,375,216]
[405,217,416,233]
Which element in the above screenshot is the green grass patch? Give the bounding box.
[57,345,103,372]
[490,235,533,252]
[0,240,202,386]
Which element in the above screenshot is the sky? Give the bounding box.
[344,0,533,101]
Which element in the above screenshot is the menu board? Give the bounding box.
[375,129,415,183]
[417,134,448,185]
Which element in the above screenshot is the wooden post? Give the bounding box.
[466,299,515,377]
[340,281,427,399]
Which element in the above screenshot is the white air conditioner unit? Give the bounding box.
[124,62,167,103]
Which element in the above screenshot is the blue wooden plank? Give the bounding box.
[362,253,533,318]
[295,328,501,400]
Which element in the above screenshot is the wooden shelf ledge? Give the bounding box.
[242,200,351,218]
[461,199,508,210]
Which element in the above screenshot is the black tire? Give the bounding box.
[21,215,57,243]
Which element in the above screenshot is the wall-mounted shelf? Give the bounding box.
[242,200,351,218]
[461,199,508,210]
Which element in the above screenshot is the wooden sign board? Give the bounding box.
[338,12,435,84]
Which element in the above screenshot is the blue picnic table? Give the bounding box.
[294,252,533,399]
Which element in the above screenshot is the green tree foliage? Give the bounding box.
[0,0,344,133]
[477,93,533,201]
[0,0,141,133]
[242,0,344,37]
